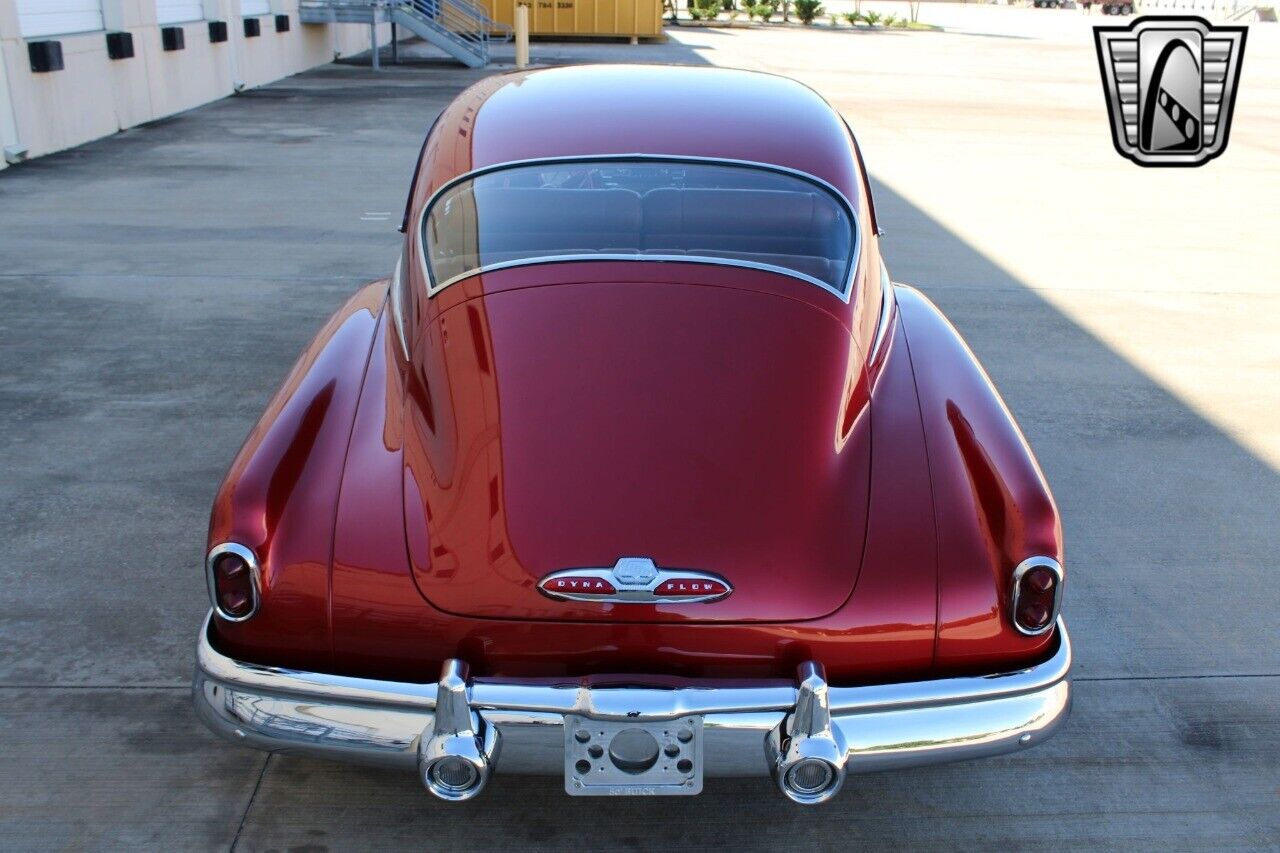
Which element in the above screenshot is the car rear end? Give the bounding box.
[195,124,1070,802]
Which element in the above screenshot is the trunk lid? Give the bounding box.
[402,272,871,623]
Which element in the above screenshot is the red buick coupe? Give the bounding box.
[194,65,1070,804]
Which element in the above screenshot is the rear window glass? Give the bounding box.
[421,160,856,297]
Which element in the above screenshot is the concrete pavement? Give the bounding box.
[1,12,1278,851]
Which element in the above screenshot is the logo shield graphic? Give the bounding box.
[1094,16,1247,167]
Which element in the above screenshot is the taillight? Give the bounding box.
[207,543,260,622]
[1011,558,1062,636]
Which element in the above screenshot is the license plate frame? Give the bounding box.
[563,715,704,796]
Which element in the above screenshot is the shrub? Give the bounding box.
[842,11,862,25]
[882,13,898,25]
[793,0,823,22]
[749,1,777,21]
[690,0,721,19]
[862,10,882,25]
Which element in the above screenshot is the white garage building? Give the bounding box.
[0,0,404,169]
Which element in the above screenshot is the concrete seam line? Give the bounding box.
[231,753,272,853]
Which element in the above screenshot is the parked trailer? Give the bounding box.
[480,0,664,38]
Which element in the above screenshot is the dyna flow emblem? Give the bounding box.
[538,557,733,604]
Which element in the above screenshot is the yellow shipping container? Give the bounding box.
[480,0,665,38]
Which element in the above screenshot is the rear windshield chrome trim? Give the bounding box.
[416,154,862,304]
[431,254,849,299]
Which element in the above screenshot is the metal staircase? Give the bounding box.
[299,0,507,69]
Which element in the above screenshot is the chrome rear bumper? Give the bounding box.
[193,614,1071,803]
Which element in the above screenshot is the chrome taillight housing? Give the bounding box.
[206,542,261,622]
[1010,557,1063,636]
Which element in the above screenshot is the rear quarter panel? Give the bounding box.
[895,285,1063,672]
[207,282,386,668]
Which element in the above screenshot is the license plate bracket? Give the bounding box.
[564,715,704,796]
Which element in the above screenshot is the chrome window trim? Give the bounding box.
[868,259,895,363]
[1010,556,1065,637]
[415,154,863,303]
[205,542,262,623]
[389,254,411,362]
[431,254,844,299]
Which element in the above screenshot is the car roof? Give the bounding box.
[406,65,865,220]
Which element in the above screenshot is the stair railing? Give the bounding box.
[404,0,492,59]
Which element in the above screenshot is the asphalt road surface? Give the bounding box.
[2,11,1278,851]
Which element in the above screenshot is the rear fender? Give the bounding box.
[207,282,387,667]
[895,286,1063,671]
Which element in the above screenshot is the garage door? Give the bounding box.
[17,0,104,37]
[155,0,205,25]
[240,0,272,15]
